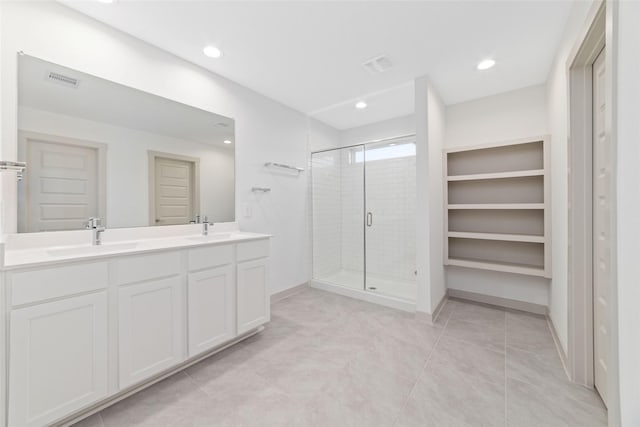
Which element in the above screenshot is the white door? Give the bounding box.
[9,292,108,427]
[593,47,610,406]
[237,258,269,334]
[118,277,184,389]
[154,157,195,225]
[23,137,99,232]
[187,265,235,357]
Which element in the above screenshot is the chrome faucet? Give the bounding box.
[203,216,212,236]
[86,217,105,246]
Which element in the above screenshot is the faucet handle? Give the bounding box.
[86,217,102,229]
[203,215,208,224]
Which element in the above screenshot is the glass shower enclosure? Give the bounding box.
[311,136,417,304]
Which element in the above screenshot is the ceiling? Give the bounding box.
[61,1,573,130]
[19,54,234,147]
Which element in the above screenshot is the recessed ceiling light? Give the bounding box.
[477,59,496,70]
[355,101,367,109]
[223,140,232,144]
[203,46,222,58]
[97,0,114,3]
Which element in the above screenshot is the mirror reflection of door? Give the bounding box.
[150,153,200,226]
[19,132,105,233]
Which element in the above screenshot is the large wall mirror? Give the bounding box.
[17,54,235,233]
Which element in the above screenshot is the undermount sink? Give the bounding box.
[47,242,139,257]
[186,233,234,242]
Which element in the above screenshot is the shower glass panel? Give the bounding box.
[364,138,417,301]
[311,146,365,291]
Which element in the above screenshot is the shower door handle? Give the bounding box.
[366,212,373,227]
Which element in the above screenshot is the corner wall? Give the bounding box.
[426,84,446,312]
[0,1,311,295]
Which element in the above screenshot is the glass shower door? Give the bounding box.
[311,145,365,291]
[364,138,417,301]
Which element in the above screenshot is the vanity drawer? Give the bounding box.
[11,262,108,306]
[188,244,233,271]
[116,251,181,285]
[237,239,269,262]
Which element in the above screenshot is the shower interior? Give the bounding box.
[311,136,417,304]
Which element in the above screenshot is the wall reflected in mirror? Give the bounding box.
[17,54,235,232]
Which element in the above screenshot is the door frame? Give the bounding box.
[18,131,108,231]
[567,1,619,421]
[148,150,200,226]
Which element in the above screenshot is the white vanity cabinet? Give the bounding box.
[116,252,184,389]
[236,240,270,334]
[187,245,236,357]
[2,234,270,427]
[6,264,109,427]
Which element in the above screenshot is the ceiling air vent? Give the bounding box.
[46,71,80,89]
[362,54,393,74]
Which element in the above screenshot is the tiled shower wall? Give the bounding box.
[363,154,417,282]
[340,148,365,273]
[311,150,343,278]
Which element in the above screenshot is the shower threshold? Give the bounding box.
[311,269,416,312]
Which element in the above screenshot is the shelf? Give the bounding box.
[444,136,551,278]
[446,257,546,277]
[447,231,545,243]
[447,203,544,210]
[447,169,544,181]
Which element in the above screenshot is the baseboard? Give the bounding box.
[430,294,449,324]
[546,313,570,379]
[270,282,309,303]
[447,288,547,315]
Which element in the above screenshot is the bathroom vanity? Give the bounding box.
[0,224,271,427]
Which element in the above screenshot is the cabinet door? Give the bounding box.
[9,292,108,427]
[237,258,270,334]
[187,265,235,357]
[118,276,184,389]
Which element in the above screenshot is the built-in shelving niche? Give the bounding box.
[443,136,551,278]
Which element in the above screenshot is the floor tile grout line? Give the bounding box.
[182,369,216,399]
[390,302,454,427]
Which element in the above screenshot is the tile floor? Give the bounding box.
[73,288,607,427]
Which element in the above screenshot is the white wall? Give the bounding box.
[427,83,446,312]
[0,1,310,295]
[340,114,415,147]
[308,118,340,152]
[18,106,235,229]
[444,84,550,307]
[613,1,640,424]
[545,0,598,353]
[414,76,430,314]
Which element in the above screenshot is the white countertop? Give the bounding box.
[2,231,271,270]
